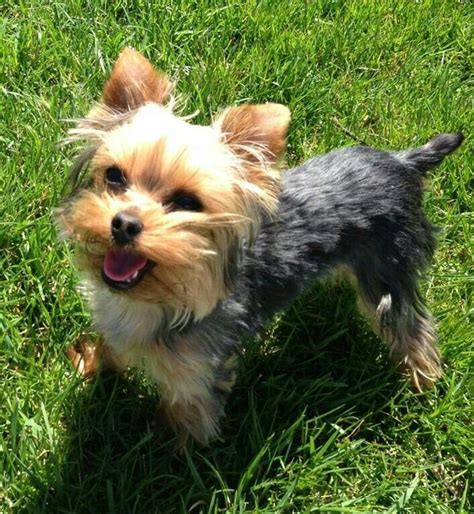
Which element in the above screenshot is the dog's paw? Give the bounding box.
[67,338,101,379]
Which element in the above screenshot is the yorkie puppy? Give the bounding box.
[58,48,463,444]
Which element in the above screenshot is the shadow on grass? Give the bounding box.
[28,283,406,513]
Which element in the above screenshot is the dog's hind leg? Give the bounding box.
[354,263,441,391]
[345,134,465,389]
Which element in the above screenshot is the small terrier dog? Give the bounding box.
[58,49,463,444]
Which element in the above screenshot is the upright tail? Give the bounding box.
[396,133,464,175]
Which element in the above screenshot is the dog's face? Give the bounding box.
[58,49,290,319]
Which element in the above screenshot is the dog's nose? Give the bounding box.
[111,212,143,246]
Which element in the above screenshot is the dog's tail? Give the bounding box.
[396,133,464,175]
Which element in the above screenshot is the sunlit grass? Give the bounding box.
[1,1,472,512]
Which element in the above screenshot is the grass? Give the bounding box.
[1,0,472,512]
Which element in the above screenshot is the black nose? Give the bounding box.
[111,212,143,246]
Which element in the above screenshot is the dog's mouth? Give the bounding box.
[102,249,153,290]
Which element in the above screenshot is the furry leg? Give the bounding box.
[356,276,441,391]
[156,354,237,445]
[374,293,441,390]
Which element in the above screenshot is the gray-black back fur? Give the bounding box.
[165,134,463,364]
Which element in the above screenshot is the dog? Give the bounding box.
[57,48,463,444]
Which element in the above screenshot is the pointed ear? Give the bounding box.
[215,103,291,164]
[102,48,174,111]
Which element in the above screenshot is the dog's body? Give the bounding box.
[60,49,463,444]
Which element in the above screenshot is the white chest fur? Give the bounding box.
[90,285,166,353]
[84,281,212,404]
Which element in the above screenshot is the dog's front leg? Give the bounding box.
[153,349,238,445]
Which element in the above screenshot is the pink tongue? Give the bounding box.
[103,250,147,282]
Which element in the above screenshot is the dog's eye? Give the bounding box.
[168,194,203,212]
[105,167,127,188]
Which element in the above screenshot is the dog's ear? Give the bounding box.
[102,48,173,111]
[215,103,291,164]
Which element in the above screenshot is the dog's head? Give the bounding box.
[57,48,290,320]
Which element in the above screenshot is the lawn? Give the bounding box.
[1,1,472,512]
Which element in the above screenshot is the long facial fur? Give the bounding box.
[58,48,290,322]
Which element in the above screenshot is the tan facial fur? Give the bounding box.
[58,48,291,321]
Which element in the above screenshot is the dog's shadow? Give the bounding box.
[31,283,410,513]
